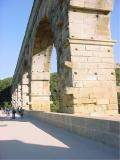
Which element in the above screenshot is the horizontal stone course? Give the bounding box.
[70,0,113,11]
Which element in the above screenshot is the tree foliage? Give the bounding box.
[0,77,12,108]
[116,68,120,86]
[115,67,120,113]
[50,73,59,112]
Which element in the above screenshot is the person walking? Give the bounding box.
[6,108,10,117]
[12,107,16,119]
[19,107,24,119]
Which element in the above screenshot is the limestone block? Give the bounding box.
[107,104,118,110]
[74,106,85,113]
[94,87,112,97]
[72,62,98,69]
[70,49,113,58]
[98,63,115,69]
[74,88,94,98]
[71,56,88,62]
[69,12,90,39]
[97,99,109,105]
[22,85,29,93]
[31,72,50,80]
[85,45,112,52]
[70,0,84,8]
[22,78,29,85]
[97,75,115,81]
[31,96,50,106]
[74,104,95,114]
[32,54,45,72]
[31,81,43,95]
[43,81,50,94]
[69,11,110,40]
[65,87,92,97]
[73,72,97,81]
[64,61,72,68]
[84,0,113,11]
[22,73,29,84]
[93,106,105,114]
[89,69,115,75]
[70,44,86,52]
[97,105,107,112]
[105,110,118,115]
[73,81,83,88]
[87,57,101,63]
[110,96,118,104]
[31,105,50,112]
[31,100,50,105]
[84,81,116,90]
[74,98,96,104]
[83,81,100,88]
[70,0,113,11]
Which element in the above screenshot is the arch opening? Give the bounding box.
[50,47,59,112]
[31,18,59,112]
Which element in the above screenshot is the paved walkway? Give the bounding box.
[0,112,119,159]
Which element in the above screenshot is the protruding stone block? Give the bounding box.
[70,0,113,11]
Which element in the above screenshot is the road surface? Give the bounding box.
[0,112,119,159]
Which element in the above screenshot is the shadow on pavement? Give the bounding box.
[0,113,119,159]
[0,139,119,159]
[0,140,69,159]
[0,124,8,127]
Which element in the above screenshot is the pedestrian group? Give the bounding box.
[2,107,24,119]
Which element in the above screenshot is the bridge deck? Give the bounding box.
[0,112,119,159]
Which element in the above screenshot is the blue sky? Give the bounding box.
[0,0,120,80]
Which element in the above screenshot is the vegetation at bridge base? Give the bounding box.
[50,73,59,112]
[0,77,12,109]
[116,67,120,113]
[116,68,120,86]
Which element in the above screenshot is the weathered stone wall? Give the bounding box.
[21,72,29,110]
[17,84,22,108]
[67,0,118,115]
[12,0,118,115]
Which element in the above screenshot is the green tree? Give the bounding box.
[50,73,59,112]
[0,77,12,108]
[116,68,120,86]
[115,66,120,113]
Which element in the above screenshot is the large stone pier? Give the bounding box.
[12,0,118,115]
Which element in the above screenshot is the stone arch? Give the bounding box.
[21,51,30,110]
[30,18,54,111]
[30,14,74,112]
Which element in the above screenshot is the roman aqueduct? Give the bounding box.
[12,0,118,115]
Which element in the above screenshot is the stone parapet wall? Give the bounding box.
[26,111,120,148]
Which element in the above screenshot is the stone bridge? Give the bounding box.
[12,0,118,115]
